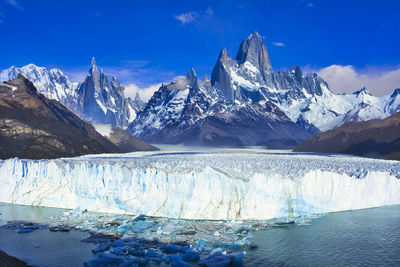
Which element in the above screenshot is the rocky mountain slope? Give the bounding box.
[0,75,154,159]
[0,64,80,113]
[294,111,400,160]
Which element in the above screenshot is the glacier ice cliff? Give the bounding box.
[0,150,399,220]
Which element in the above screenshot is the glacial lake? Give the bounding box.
[0,202,399,266]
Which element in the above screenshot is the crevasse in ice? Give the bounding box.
[0,149,399,220]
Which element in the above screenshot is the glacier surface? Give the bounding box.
[0,148,399,220]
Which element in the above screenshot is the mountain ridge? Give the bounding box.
[294,111,400,160]
[0,58,144,128]
[1,31,400,147]
[128,31,400,146]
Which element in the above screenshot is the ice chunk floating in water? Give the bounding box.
[0,149,400,220]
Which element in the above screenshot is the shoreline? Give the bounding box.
[0,250,31,267]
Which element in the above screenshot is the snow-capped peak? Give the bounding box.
[129,31,400,146]
[0,63,80,113]
[390,88,400,98]
[354,87,372,96]
[248,30,262,39]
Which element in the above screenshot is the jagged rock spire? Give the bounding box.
[210,47,235,100]
[290,65,303,84]
[88,57,100,91]
[236,31,273,77]
[390,88,400,98]
[211,47,231,87]
[217,47,230,64]
[89,57,98,76]
[134,91,141,101]
[186,68,199,88]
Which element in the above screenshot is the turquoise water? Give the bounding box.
[0,203,399,266]
[247,205,400,266]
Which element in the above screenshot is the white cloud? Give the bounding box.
[6,0,23,10]
[168,76,188,90]
[174,11,199,24]
[307,3,315,7]
[315,65,400,96]
[206,7,214,16]
[125,83,162,102]
[272,42,285,47]
[125,75,191,101]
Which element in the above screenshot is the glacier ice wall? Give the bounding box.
[0,152,399,220]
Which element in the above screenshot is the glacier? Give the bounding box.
[0,148,399,220]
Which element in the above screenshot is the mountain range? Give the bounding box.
[1,31,400,147]
[0,75,156,159]
[0,58,143,128]
[129,31,400,146]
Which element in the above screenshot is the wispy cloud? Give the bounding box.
[305,64,400,96]
[174,11,199,24]
[102,62,176,87]
[0,13,4,23]
[307,3,315,7]
[125,83,163,102]
[63,67,88,83]
[6,0,23,10]
[272,42,285,47]
[174,7,214,25]
[206,7,214,16]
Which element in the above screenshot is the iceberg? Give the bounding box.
[0,149,399,220]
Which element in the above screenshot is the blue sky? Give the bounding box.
[0,0,400,96]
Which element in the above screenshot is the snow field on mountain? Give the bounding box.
[0,149,399,220]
